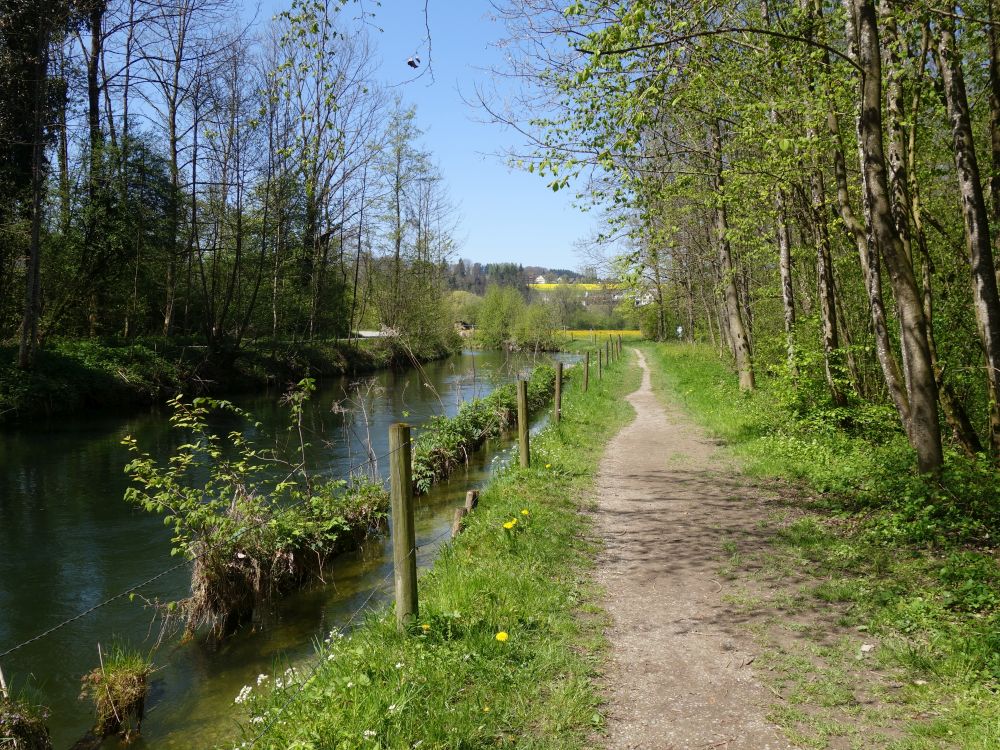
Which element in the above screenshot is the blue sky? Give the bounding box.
[259,0,598,270]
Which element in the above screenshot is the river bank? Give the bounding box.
[0,335,457,425]
[235,346,639,749]
[0,349,576,749]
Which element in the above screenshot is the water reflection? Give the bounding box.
[0,350,576,749]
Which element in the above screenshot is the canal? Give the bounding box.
[0,349,576,749]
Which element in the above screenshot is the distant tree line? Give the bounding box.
[1,0,458,369]
[442,260,589,296]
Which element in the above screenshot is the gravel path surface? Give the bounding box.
[594,349,796,750]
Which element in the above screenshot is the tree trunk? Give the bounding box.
[776,190,798,376]
[18,19,50,370]
[711,119,755,390]
[937,9,1000,458]
[849,0,942,473]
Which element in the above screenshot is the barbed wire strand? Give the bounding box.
[0,438,415,660]
[244,525,456,749]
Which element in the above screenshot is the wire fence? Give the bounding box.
[243,524,456,749]
[0,440,411,661]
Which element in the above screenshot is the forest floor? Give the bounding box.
[593,349,952,750]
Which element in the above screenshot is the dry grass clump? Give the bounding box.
[0,694,53,750]
[79,644,152,742]
[178,479,389,641]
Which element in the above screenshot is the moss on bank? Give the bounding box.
[0,336,456,424]
[232,349,640,749]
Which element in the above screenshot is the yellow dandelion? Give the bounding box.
[511,517,518,525]
[495,631,509,642]
[421,623,430,633]
[545,463,551,469]
[483,706,491,713]
[521,509,530,516]
[503,521,515,530]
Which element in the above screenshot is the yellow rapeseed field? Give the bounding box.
[562,329,643,340]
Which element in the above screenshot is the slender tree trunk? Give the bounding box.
[810,167,846,405]
[711,119,755,390]
[849,0,942,473]
[990,0,1000,270]
[937,9,1000,458]
[18,21,49,370]
[776,190,798,376]
[56,44,70,235]
[801,0,844,402]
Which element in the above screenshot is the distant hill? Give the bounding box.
[443,260,594,294]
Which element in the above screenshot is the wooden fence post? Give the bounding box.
[517,380,530,468]
[618,334,623,356]
[389,423,417,630]
[583,351,590,392]
[606,340,611,365]
[451,508,467,538]
[554,361,563,423]
[452,491,480,539]
[464,490,479,512]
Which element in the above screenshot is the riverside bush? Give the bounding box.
[411,364,557,493]
[122,381,389,640]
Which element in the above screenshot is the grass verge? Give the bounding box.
[232,350,640,749]
[642,342,1000,750]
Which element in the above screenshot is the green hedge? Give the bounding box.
[411,364,559,493]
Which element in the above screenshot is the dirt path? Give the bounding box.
[594,349,796,750]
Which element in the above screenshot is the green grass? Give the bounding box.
[642,342,1000,749]
[79,643,153,739]
[231,350,640,749]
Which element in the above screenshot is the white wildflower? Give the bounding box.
[234,685,252,704]
[363,730,377,738]
[256,674,268,686]
[395,662,404,670]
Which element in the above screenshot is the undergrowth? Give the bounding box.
[411,364,556,493]
[644,342,1000,749]
[232,349,640,749]
[0,688,52,750]
[0,336,454,424]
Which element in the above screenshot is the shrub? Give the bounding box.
[122,380,389,640]
[411,364,557,493]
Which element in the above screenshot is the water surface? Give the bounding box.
[0,350,576,749]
